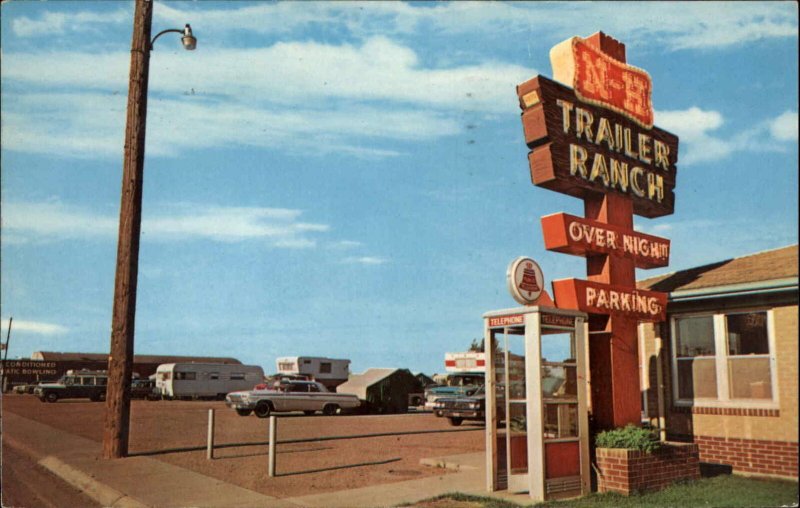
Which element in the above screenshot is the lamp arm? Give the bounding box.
[150,28,184,50]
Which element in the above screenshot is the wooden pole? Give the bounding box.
[103,0,152,460]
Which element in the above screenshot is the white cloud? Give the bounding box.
[1,319,68,336]
[2,36,531,159]
[342,256,388,265]
[1,201,329,247]
[654,107,796,165]
[4,38,531,112]
[12,9,130,37]
[154,1,797,51]
[769,111,799,141]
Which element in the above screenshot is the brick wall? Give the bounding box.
[672,435,798,478]
[596,442,700,495]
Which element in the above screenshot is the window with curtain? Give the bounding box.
[672,310,774,405]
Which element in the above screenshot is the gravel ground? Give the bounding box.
[4,394,484,498]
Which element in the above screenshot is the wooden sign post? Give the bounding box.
[517,32,679,430]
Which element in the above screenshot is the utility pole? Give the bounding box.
[103,0,152,459]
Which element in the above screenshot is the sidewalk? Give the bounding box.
[2,411,531,507]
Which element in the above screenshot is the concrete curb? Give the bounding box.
[5,435,149,508]
[38,455,149,508]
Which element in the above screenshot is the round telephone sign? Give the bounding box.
[507,257,545,305]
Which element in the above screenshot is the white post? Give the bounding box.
[268,415,277,477]
[206,409,215,460]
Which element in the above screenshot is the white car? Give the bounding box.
[225,380,360,418]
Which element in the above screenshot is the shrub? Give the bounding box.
[596,424,661,453]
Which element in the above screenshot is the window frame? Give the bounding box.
[670,309,779,409]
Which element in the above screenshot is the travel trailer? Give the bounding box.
[275,356,350,390]
[155,363,264,400]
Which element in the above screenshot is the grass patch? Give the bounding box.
[414,475,798,507]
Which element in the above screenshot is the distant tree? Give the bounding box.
[469,338,484,352]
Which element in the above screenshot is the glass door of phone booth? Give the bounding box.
[484,307,590,501]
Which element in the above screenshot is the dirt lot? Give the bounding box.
[3,395,484,498]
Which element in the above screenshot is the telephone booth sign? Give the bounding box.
[483,306,590,501]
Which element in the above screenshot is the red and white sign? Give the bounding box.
[551,36,653,128]
[552,278,667,322]
[507,257,545,305]
[541,212,670,269]
[487,314,525,328]
[444,352,485,373]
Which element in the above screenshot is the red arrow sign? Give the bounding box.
[552,278,667,322]
[541,212,670,269]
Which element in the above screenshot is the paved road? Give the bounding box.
[1,444,101,508]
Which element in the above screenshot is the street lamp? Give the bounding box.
[151,24,197,51]
[103,0,196,460]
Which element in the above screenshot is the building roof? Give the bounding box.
[31,352,241,365]
[638,245,798,293]
[340,368,399,389]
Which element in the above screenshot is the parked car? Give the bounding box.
[34,370,108,403]
[433,385,486,426]
[12,383,39,394]
[424,372,484,410]
[225,380,361,418]
[130,378,157,400]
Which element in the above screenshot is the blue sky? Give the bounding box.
[2,1,797,376]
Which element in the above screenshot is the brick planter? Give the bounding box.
[596,442,700,495]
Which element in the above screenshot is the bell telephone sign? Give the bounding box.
[516,32,679,429]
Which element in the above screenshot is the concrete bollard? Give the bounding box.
[207,408,215,460]
[268,415,277,477]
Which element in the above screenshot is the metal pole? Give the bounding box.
[207,409,215,460]
[103,0,152,460]
[1,317,12,392]
[268,416,277,477]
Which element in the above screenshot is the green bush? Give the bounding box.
[595,424,661,453]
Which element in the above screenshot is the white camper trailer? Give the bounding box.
[275,356,350,390]
[155,363,264,400]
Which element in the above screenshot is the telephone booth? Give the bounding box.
[484,306,590,501]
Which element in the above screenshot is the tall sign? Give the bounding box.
[516,32,679,430]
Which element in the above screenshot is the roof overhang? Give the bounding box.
[666,277,798,303]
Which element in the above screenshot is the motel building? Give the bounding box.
[638,244,798,479]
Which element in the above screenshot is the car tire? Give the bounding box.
[448,417,463,426]
[236,408,253,417]
[98,392,106,402]
[45,392,58,403]
[322,404,340,416]
[254,401,272,418]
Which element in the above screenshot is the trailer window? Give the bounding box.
[209,372,219,380]
[319,362,332,374]
[231,373,245,380]
[176,372,196,381]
